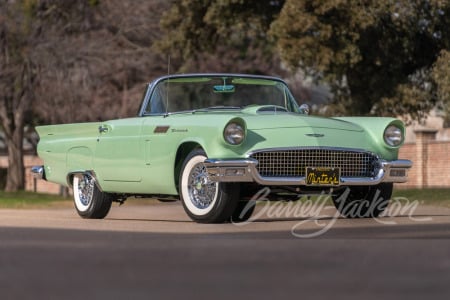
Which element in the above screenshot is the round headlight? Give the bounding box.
[224,122,245,145]
[384,125,403,146]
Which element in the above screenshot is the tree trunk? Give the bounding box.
[4,129,25,192]
[0,60,33,192]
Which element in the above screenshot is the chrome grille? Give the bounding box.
[250,148,379,178]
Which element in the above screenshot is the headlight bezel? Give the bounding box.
[223,119,246,145]
[384,124,404,147]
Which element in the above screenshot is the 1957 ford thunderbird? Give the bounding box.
[32,73,412,223]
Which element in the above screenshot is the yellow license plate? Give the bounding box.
[306,167,340,186]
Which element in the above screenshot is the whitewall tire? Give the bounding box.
[73,173,113,219]
[179,149,239,223]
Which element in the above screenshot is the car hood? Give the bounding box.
[241,110,363,132]
[238,111,374,151]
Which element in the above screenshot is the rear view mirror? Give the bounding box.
[214,85,235,93]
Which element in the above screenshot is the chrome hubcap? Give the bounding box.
[188,163,217,209]
[77,175,94,207]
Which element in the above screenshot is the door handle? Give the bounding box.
[98,125,109,133]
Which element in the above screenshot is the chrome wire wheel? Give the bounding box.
[188,162,218,210]
[72,173,113,219]
[181,153,218,216]
[73,174,95,212]
[180,149,240,223]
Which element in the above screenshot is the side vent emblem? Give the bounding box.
[154,126,170,133]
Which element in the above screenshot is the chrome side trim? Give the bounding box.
[204,158,412,186]
[31,165,45,180]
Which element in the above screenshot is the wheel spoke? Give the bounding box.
[188,163,217,209]
[78,175,94,206]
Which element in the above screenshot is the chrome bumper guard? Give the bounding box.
[204,159,413,186]
[31,165,45,180]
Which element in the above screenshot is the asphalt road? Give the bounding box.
[0,201,449,300]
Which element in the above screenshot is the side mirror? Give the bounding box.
[298,104,310,115]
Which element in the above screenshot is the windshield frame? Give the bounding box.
[138,73,300,117]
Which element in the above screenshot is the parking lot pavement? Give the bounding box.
[0,202,449,300]
[0,201,449,237]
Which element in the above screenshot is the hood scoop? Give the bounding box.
[256,105,289,114]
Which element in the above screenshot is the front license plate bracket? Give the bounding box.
[306,167,340,186]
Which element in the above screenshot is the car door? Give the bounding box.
[138,116,181,195]
[93,118,144,182]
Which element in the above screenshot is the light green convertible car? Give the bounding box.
[32,73,412,223]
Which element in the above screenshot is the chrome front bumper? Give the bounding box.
[204,158,412,186]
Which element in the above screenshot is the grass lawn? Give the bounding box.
[0,188,449,209]
[0,191,71,209]
[393,188,450,208]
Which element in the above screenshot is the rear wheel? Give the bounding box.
[73,173,113,219]
[332,183,393,218]
[179,149,239,223]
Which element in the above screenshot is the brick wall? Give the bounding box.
[423,141,450,187]
[1,156,63,194]
[24,156,65,194]
[398,143,418,188]
[399,129,450,188]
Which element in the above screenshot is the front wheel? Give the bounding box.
[179,149,239,223]
[332,183,393,218]
[73,173,113,219]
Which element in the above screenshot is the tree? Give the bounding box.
[1,0,171,191]
[157,0,314,104]
[432,49,450,126]
[158,0,287,74]
[270,0,450,120]
[0,0,172,191]
[0,0,106,191]
[160,0,450,122]
[0,1,37,191]
[32,0,170,124]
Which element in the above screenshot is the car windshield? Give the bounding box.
[144,75,299,114]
